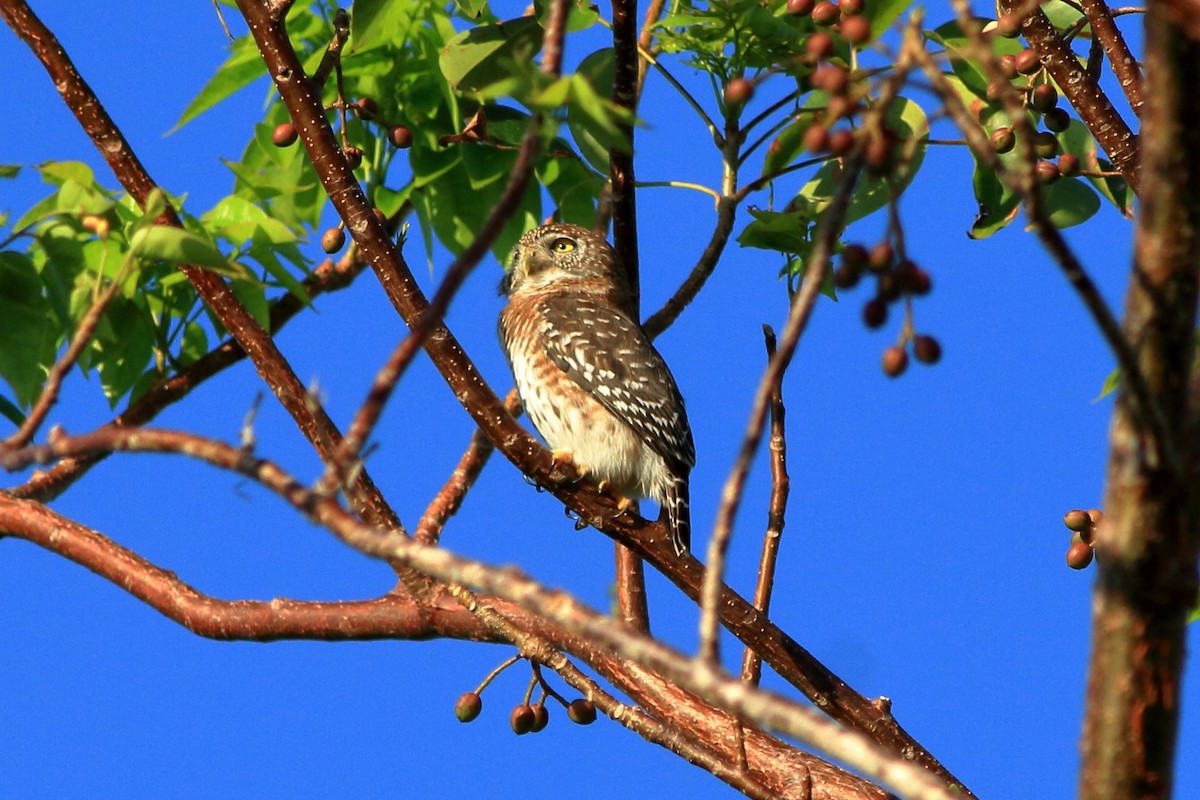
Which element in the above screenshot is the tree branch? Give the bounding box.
[1079,2,1200,796]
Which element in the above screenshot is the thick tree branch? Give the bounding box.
[997,0,1141,194]
[1078,0,1144,115]
[1080,2,1200,797]
[1,427,958,800]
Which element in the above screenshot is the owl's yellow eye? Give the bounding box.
[551,238,576,253]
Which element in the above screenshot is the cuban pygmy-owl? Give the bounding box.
[498,223,695,555]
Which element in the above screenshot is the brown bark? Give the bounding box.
[1079,3,1200,798]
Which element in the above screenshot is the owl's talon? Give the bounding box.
[550,449,588,485]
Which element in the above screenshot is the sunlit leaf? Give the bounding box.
[131,225,230,271]
[173,36,267,131]
[439,16,542,94]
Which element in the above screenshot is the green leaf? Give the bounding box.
[173,36,268,131]
[969,159,1020,239]
[869,0,916,40]
[131,225,231,271]
[567,49,615,174]
[536,0,599,32]
[1041,177,1100,229]
[55,179,115,216]
[794,97,927,225]
[37,161,96,189]
[0,252,57,407]
[737,207,818,253]
[0,164,20,179]
[927,20,1023,100]
[92,297,155,407]
[229,275,271,330]
[762,114,815,178]
[439,16,542,94]
[0,393,24,426]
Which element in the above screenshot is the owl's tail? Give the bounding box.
[664,476,691,556]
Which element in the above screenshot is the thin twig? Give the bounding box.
[739,326,789,687]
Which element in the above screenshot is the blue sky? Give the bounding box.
[2,2,1196,799]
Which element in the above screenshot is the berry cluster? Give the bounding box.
[834,241,940,377]
[1063,508,1102,570]
[982,44,1079,184]
[271,95,414,254]
[454,690,598,735]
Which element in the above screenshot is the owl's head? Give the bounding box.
[501,223,626,297]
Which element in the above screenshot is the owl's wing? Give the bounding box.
[538,296,695,469]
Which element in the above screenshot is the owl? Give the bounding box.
[498,223,696,555]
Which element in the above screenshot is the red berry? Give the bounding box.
[862,297,888,329]
[320,226,346,254]
[1015,48,1041,75]
[803,123,831,153]
[1044,107,1071,132]
[868,241,893,271]
[913,335,942,364]
[567,699,597,725]
[1035,160,1060,183]
[882,345,908,377]
[839,0,865,14]
[530,704,550,732]
[812,64,849,94]
[455,692,483,722]
[787,0,815,15]
[828,128,855,155]
[998,54,1018,80]
[1066,542,1094,570]
[354,97,379,117]
[1030,83,1058,114]
[271,122,298,147]
[991,127,1015,154]
[806,31,834,61]
[510,704,536,735]
[839,14,871,45]
[811,1,840,26]
[388,125,413,148]
[724,77,755,107]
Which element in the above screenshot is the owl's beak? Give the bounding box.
[500,244,527,295]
